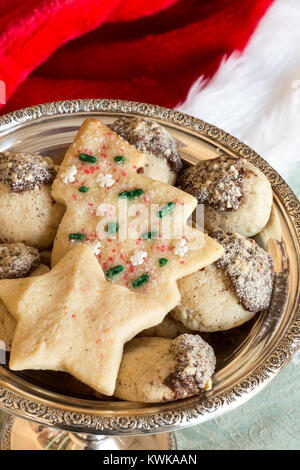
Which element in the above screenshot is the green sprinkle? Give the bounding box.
[78,186,89,193]
[119,189,144,199]
[132,273,149,288]
[78,153,97,163]
[114,155,125,164]
[142,230,158,240]
[106,265,124,279]
[158,202,175,218]
[159,258,168,267]
[105,222,119,234]
[69,233,85,240]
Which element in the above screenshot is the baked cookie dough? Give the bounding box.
[0,244,49,350]
[109,117,183,185]
[0,152,65,249]
[139,314,192,339]
[177,156,273,237]
[171,232,274,332]
[114,334,215,403]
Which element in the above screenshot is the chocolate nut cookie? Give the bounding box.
[109,117,183,185]
[171,232,274,332]
[114,334,215,403]
[0,152,65,249]
[177,156,272,237]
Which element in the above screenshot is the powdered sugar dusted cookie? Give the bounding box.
[177,156,272,237]
[171,232,274,332]
[51,118,224,313]
[0,243,40,279]
[211,231,274,312]
[114,334,215,403]
[0,152,65,249]
[0,244,168,395]
[171,264,255,332]
[109,117,183,185]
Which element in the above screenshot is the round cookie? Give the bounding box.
[0,244,49,350]
[109,117,183,185]
[177,156,272,237]
[114,334,215,403]
[139,314,192,339]
[171,231,274,332]
[0,152,65,249]
[171,263,254,332]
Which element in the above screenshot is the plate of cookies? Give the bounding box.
[0,99,299,436]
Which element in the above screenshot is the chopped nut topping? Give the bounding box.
[0,243,40,279]
[177,156,246,211]
[211,231,274,312]
[0,152,57,192]
[109,117,183,172]
[164,334,216,398]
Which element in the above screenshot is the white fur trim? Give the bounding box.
[178,0,300,179]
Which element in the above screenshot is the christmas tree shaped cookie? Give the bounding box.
[0,245,166,395]
[51,119,223,311]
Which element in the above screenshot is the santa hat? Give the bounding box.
[0,0,298,179]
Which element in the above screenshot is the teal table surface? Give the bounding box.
[0,167,299,451]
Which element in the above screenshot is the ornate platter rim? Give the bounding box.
[0,98,299,435]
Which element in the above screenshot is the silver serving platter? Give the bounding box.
[0,99,299,436]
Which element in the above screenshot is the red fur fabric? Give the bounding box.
[0,0,273,114]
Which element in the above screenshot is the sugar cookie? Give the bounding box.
[0,263,49,351]
[51,118,224,314]
[0,244,168,396]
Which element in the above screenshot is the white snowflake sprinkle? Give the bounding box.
[61,165,77,183]
[130,250,148,266]
[174,239,188,257]
[96,173,115,188]
[89,240,102,256]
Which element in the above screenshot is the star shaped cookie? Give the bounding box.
[0,244,166,395]
[51,119,224,312]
